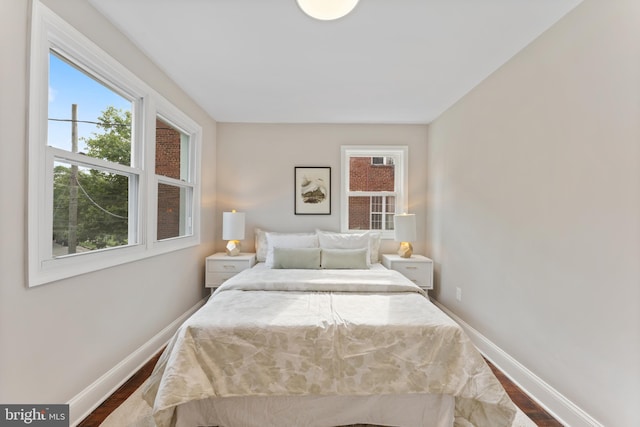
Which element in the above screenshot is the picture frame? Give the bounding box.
[294,167,331,215]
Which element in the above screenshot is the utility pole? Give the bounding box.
[68,104,78,254]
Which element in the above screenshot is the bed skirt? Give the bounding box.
[174,392,455,427]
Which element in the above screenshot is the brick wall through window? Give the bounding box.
[348,157,395,230]
[156,118,181,240]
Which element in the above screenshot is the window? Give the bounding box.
[155,116,196,241]
[340,146,408,238]
[48,51,137,257]
[28,2,201,286]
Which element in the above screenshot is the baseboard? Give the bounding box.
[432,300,604,427]
[68,297,207,426]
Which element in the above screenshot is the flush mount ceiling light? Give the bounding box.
[296,0,360,21]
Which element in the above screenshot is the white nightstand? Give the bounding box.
[205,253,256,291]
[382,254,433,290]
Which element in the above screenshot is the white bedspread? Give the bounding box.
[143,267,516,427]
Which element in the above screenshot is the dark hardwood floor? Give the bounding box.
[486,360,564,427]
[78,351,563,426]
[78,350,162,427]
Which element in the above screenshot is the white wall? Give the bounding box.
[427,1,640,426]
[216,123,429,257]
[0,0,216,422]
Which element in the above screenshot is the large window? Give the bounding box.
[28,2,201,286]
[48,50,137,257]
[340,146,408,238]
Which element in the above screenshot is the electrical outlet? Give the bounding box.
[456,287,462,301]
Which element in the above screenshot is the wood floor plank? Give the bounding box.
[486,359,563,426]
[77,351,162,427]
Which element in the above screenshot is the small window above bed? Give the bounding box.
[340,146,408,239]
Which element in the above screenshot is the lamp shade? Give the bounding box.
[296,0,359,21]
[222,211,245,241]
[394,213,416,242]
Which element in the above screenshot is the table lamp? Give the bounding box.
[394,213,416,258]
[222,210,245,256]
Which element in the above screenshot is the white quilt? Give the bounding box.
[143,267,516,427]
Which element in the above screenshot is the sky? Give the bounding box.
[48,52,131,154]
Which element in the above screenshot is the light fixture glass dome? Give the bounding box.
[296,0,359,21]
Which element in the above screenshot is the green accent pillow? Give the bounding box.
[272,247,321,269]
[321,248,369,269]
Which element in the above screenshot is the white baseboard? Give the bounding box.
[432,300,604,427]
[68,297,207,426]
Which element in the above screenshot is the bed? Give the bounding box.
[142,231,517,427]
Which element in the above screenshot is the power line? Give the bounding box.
[74,175,128,219]
[48,117,130,128]
[48,117,176,131]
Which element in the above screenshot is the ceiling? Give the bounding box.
[88,0,582,124]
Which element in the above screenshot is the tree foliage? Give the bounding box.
[53,107,131,251]
[85,106,132,165]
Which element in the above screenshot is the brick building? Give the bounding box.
[348,156,396,230]
[155,118,182,240]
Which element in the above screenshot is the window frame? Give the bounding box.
[151,106,201,244]
[27,2,202,286]
[340,145,408,238]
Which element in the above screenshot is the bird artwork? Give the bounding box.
[300,175,327,204]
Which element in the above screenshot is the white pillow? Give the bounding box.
[255,229,316,262]
[316,230,371,266]
[265,232,319,267]
[254,228,269,262]
[368,231,382,264]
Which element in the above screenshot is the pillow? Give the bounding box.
[254,228,268,262]
[265,232,319,267]
[272,247,321,269]
[368,231,381,264]
[316,229,369,249]
[321,248,369,269]
[256,229,316,263]
[316,230,371,265]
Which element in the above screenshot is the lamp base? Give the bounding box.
[397,242,413,258]
[226,240,241,256]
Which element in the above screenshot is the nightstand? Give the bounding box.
[205,253,256,291]
[381,254,433,290]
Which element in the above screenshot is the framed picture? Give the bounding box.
[294,167,331,215]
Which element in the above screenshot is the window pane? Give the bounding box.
[371,196,382,212]
[385,214,395,230]
[386,195,396,230]
[371,214,382,230]
[48,51,133,166]
[386,196,396,213]
[349,157,395,191]
[348,196,370,230]
[156,117,189,180]
[157,183,191,240]
[52,161,129,257]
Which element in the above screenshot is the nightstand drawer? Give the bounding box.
[206,258,250,273]
[205,253,256,290]
[393,262,428,284]
[381,254,433,290]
